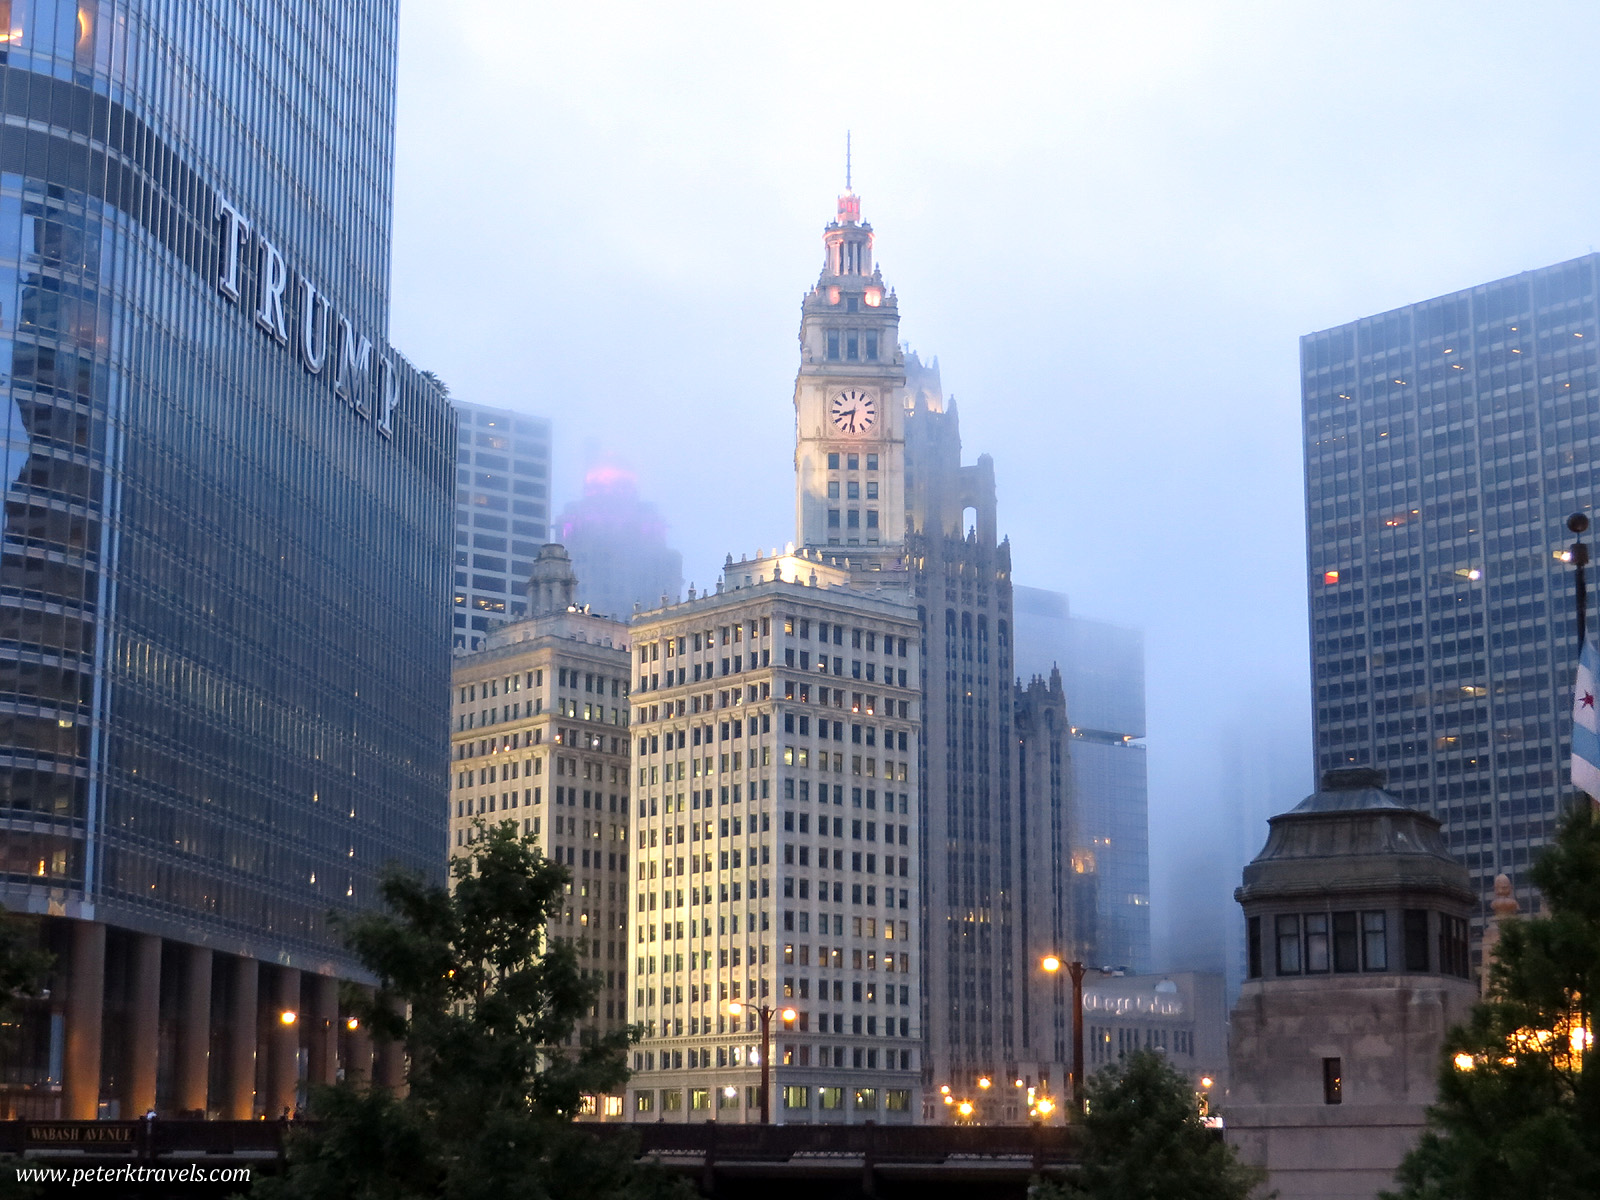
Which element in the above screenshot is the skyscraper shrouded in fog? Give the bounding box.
[1013,586,1150,973]
[452,399,552,649]
[556,462,684,620]
[0,0,452,1117]
[1303,253,1600,927]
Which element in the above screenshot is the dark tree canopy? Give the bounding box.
[255,821,687,1200]
[1034,1048,1265,1200]
[1386,804,1600,1200]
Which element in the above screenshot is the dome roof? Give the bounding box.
[1235,768,1473,909]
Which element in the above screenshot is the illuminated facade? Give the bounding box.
[626,556,923,1124]
[449,546,632,1066]
[0,0,451,1118]
[1303,254,1600,922]
[453,399,551,650]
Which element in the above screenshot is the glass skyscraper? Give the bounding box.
[453,399,551,650]
[0,0,451,1117]
[1302,253,1600,926]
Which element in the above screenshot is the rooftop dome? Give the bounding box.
[1235,768,1472,907]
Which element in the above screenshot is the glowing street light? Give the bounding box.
[726,999,796,1124]
[279,1010,297,1026]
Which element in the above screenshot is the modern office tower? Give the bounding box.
[626,552,923,1124]
[1013,586,1151,972]
[1302,253,1600,921]
[453,400,552,650]
[0,1,452,1118]
[448,546,632,1107]
[554,463,684,619]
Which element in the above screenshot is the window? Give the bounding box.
[1332,912,1359,972]
[847,510,860,529]
[635,1091,654,1113]
[854,1088,878,1111]
[1322,1057,1342,1105]
[866,482,878,500]
[662,1089,683,1111]
[1247,916,1262,979]
[1305,913,1330,973]
[690,1088,709,1111]
[847,454,859,470]
[827,481,839,499]
[1275,914,1301,975]
[885,1089,910,1112]
[819,1086,843,1110]
[866,454,878,471]
[828,509,840,529]
[1440,914,1470,978]
[718,1087,740,1110]
[827,453,840,470]
[827,331,840,360]
[865,331,878,359]
[1362,912,1387,971]
[783,1086,810,1109]
[1404,910,1430,972]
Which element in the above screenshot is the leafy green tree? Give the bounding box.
[0,904,51,1021]
[1032,1048,1267,1200]
[1386,803,1600,1200]
[255,821,689,1200]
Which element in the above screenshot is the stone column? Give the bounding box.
[175,946,213,1116]
[62,920,106,1120]
[265,967,302,1117]
[225,957,259,1120]
[306,974,338,1090]
[124,933,162,1115]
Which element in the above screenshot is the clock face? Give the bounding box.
[830,389,877,435]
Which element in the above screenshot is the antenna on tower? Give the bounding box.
[846,131,852,191]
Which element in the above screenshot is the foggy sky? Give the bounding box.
[387,1,1600,970]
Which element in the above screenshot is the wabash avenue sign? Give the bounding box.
[213,187,402,440]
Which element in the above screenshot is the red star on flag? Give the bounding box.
[1584,693,1595,709]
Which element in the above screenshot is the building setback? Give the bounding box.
[627,554,923,1124]
[0,0,452,1118]
[1302,253,1600,923]
[452,399,553,650]
[448,545,632,1102]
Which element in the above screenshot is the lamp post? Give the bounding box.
[1568,512,1590,649]
[727,1000,796,1124]
[1042,954,1088,1116]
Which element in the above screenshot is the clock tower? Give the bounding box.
[794,184,905,555]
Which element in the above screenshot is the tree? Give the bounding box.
[0,904,51,1022]
[1386,803,1600,1200]
[1033,1049,1267,1200]
[255,821,689,1200]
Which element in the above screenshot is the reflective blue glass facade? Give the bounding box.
[0,0,451,975]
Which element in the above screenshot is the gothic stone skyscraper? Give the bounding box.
[1302,254,1600,924]
[0,0,451,1118]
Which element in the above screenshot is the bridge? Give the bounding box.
[0,1119,1081,1199]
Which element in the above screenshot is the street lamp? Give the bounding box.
[727,1000,796,1124]
[1042,954,1089,1116]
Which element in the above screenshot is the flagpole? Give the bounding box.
[1568,513,1589,650]
[1568,513,1600,813]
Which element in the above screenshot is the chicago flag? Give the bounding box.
[1572,639,1600,800]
